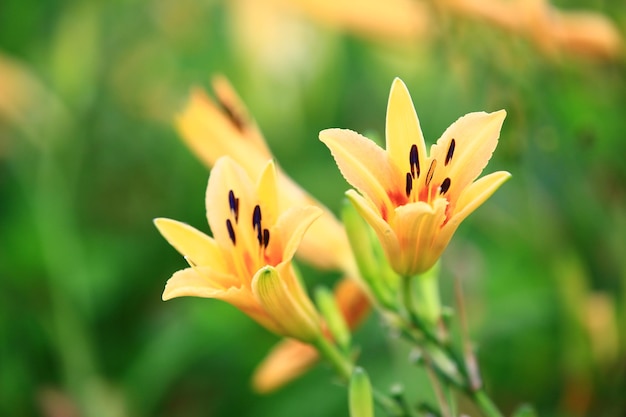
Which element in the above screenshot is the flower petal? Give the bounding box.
[163,266,284,334]
[154,218,227,272]
[252,266,321,342]
[252,338,319,393]
[447,171,511,229]
[175,86,271,179]
[320,128,404,217]
[211,75,272,157]
[177,79,353,274]
[272,206,323,263]
[274,170,354,272]
[206,156,257,251]
[334,277,371,330]
[394,199,445,275]
[274,262,320,327]
[162,267,242,301]
[385,78,427,181]
[256,159,279,228]
[346,189,400,270]
[436,171,510,259]
[251,277,370,393]
[428,110,506,208]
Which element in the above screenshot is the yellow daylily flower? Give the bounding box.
[176,75,355,274]
[155,156,322,342]
[320,78,511,277]
[175,76,373,390]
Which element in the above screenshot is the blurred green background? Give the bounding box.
[1,0,625,416]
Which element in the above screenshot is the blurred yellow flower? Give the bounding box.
[226,0,428,81]
[283,0,428,41]
[0,53,70,147]
[447,0,622,60]
[176,75,355,274]
[155,157,322,342]
[320,78,510,276]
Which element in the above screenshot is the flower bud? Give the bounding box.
[349,367,374,417]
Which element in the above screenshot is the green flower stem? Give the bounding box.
[314,336,406,416]
[443,383,457,417]
[424,361,451,417]
[410,266,442,327]
[397,277,467,390]
[473,390,505,417]
[401,274,417,322]
[313,336,354,381]
[372,390,406,417]
[395,268,505,417]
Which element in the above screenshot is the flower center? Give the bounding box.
[225,189,273,278]
[404,141,454,205]
[252,204,271,249]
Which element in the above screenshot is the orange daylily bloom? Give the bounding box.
[175,76,371,388]
[447,0,622,60]
[176,76,355,274]
[320,78,510,277]
[155,157,322,342]
[252,278,370,393]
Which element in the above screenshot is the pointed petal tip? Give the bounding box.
[162,281,181,301]
[153,217,195,239]
[484,109,507,129]
[212,154,236,169]
[153,216,174,225]
[319,127,365,139]
[492,108,507,121]
[490,170,512,185]
[153,217,175,234]
[319,127,346,142]
[344,189,366,210]
[263,158,277,172]
[388,78,411,104]
[391,77,407,88]
[344,188,360,200]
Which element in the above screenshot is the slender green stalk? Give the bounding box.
[473,390,505,417]
[442,383,457,417]
[313,336,354,381]
[401,275,416,320]
[372,389,406,417]
[394,268,505,417]
[314,336,407,417]
[424,359,451,417]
